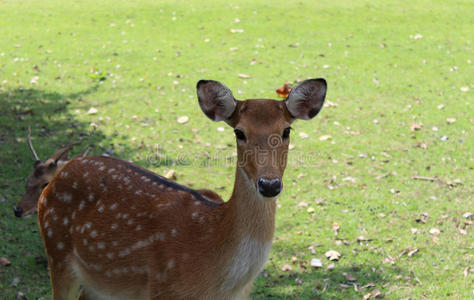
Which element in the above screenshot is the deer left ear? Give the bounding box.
[285,78,327,120]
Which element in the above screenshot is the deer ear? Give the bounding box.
[197,80,237,122]
[285,78,327,120]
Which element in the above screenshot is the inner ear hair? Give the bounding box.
[197,80,237,123]
[286,78,327,120]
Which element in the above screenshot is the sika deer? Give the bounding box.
[38,78,327,299]
[14,129,85,218]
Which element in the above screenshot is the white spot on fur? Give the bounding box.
[111,223,118,230]
[79,201,85,211]
[167,259,175,269]
[112,241,119,247]
[57,242,64,250]
[191,212,199,219]
[72,181,78,189]
[99,166,105,171]
[106,252,114,259]
[98,205,104,213]
[83,239,88,246]
[63,217,69,226]
[90,230,98,238]
[47,228,53,237]
[88,193,94,201]
[108,168,116,174]
[97,242,105,249]
[83,171,89,178]
[171,229,178,237]
[110,203,118,210]
[127,219,134,225]
[62,192,72,202]
[135,225,142,231]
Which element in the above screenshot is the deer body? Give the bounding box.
[38,78,327,299]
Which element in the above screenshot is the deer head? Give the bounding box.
[14,130,78,218]
[197,78,327,198]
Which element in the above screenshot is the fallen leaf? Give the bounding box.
[164,169,176,180]
[229,28,244,33]
[0,257,11,266]
[344,273,357,281]
[410,123,423,131]
[319,135,332,141]
[299,132,308,138]
[238,73,251,79]
[307,207,315,213]
[291,256,297,263]
[275,83,292,98]
[408,248,419,257]
[460,86,469,92]
[16,292,28,300]
[177,116,189,124]
[326,263,335,270]
[371,289,383,298]
[281,264,292,271]
[298,201,308,207]
[463,212,473,219]
[310,258,323,268]
[429,228,441,235]
[325,250,341,261]
[87,107,98,114]
[288,43,300,48]
[446,118,456,124]
[357,236,373,242]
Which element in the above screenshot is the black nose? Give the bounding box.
[14,207,23,218]
[257,178,282,198]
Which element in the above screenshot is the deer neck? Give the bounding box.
[225,167,276,243]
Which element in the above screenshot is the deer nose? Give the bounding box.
[14,206,23,218]
[257,178,282,198]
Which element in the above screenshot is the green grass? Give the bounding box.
[0,0,472,298]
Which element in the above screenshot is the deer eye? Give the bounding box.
[234,129,246,141]
[282,127,292,139]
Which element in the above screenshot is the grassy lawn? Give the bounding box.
[0,0,472,298]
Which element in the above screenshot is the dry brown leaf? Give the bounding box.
[276,83,292,98]
[325,250,341,261]
[408,249,419,257]
[410,123,423,131]
[281,264,292,271]
[164,169,177,180]
[238,73,251,79]
[0,257,11,266]
[177,116,189,124]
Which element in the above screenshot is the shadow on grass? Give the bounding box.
[253,261,408,299]
[0,85,134,298]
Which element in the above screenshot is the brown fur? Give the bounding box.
[38,79,326,299]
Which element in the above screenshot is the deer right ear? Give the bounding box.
[197,80,237,122]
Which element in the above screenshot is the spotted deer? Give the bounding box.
[14,129,87,218]
[38,78,327,299]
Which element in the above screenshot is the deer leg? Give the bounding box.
[49,260,81,300]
